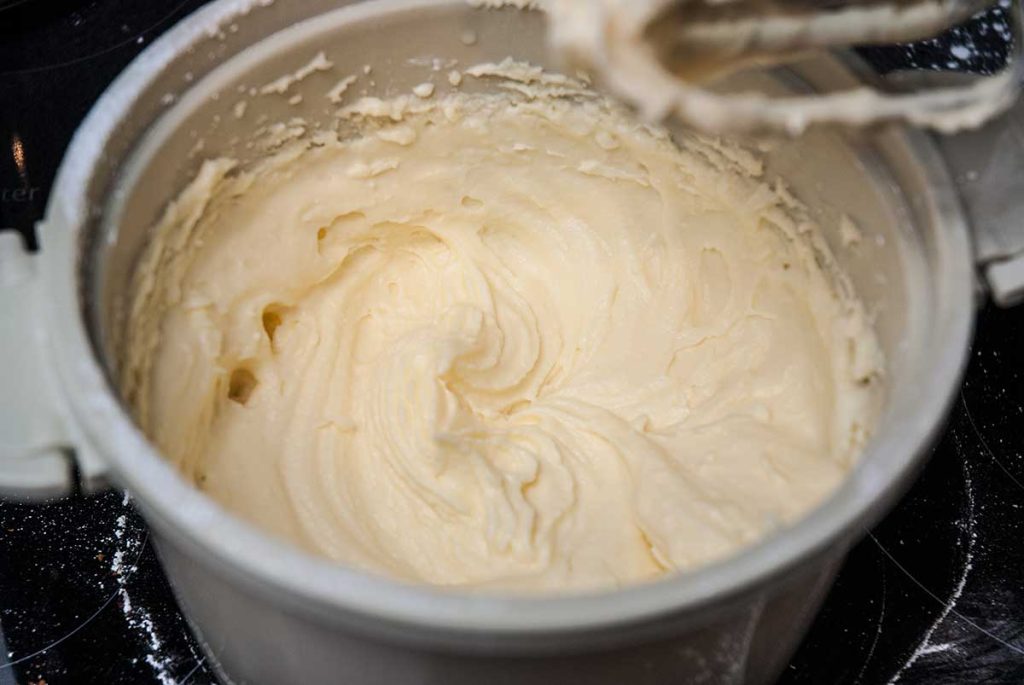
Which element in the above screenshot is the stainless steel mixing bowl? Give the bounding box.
[2,1,1024,683]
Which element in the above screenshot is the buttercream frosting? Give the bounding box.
[123,70,883,591]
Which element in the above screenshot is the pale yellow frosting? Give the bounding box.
[123,73,882,591]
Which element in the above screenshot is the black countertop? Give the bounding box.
[1,2,1022,683]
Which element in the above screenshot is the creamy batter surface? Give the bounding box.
[124,70,882,591]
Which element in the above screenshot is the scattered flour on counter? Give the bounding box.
[106,493,204,685]
[916,641,956,656]
[107,495,177,685]
[950,44,972,60]
[885,431,977,684]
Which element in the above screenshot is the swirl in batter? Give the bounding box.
[124,78,883,591]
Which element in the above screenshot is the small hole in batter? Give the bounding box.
[262,304,288,343]
[316,212,365,253]
[461,196,483,209]
[228,368,258,405]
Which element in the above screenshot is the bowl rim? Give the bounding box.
[40,0,976,638]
